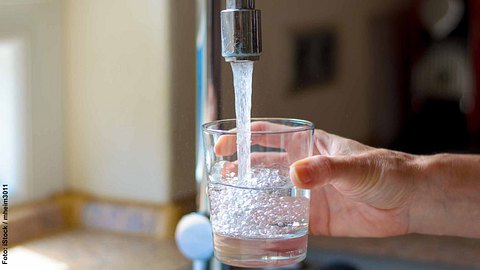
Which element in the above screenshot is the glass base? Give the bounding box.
[213,234,308,268]
[216,252,306,268]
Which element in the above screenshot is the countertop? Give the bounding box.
[10,229,480,269]
[309,234,480,269]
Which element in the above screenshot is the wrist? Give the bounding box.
[408,154,447,235]
[408,153,480,238]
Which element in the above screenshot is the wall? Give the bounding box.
[65,0,180,204]
[0,0,64,204]
[65,0,197,204]
[220,0,410,143]
[0,0,197,206]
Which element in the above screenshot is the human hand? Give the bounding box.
[215,122,417,237]
[289,129,418,237]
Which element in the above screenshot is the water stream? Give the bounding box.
[231,61,254,184]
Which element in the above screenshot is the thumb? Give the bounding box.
[289,155,375,190]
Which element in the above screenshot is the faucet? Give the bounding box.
[221,0,262,62]
[176,1,262,269]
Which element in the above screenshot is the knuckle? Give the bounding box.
[314,156,334,181]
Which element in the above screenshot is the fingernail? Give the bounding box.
[290,162,311,184]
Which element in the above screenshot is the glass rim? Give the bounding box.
[202,117,315,135]
[209,179,296,190]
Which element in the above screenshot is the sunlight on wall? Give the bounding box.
[0,36,28,202]
[0,0,64,204]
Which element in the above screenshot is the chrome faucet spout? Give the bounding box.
[221,0,262,62]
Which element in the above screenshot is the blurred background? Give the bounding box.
[0,0,479,269]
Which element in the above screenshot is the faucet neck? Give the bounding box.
[226,0,254,9]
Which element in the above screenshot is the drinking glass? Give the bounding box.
[203,118,314,268]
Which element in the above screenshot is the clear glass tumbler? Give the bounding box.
[203,118,314,268]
